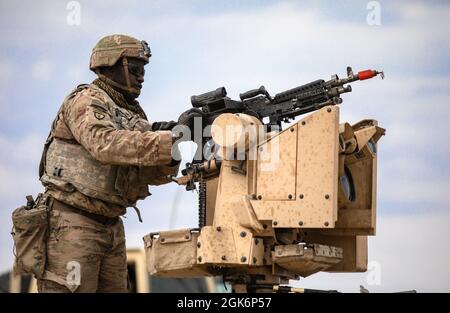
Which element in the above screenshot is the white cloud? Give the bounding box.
[376,147,450,209]
[31,60,54,81]
[124,2,450,128]
[0,133,45,165]
[379,178,450,209]
[0,164,41,201]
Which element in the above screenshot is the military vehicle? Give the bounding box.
[143,66,385,293]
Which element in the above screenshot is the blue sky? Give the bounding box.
[0,0,449,292]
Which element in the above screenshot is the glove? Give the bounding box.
[177,108,204,129]
[174,108,205,142]
[151,120,178,131]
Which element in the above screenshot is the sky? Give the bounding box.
[0,0,449,292]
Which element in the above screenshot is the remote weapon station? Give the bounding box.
[143,67,385,293]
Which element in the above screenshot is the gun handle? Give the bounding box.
[240,86,269,101]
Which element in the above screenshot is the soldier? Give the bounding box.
[37,34,200,292]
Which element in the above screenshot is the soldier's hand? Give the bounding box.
[172,108,205,142]
[151,120,178,131]
[177,108,204,129]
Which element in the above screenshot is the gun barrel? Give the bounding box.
[273,79,325,104]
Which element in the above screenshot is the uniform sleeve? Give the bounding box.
[139,162,180,186]
[63,91,173,166]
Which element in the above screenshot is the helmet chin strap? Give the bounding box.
[96,57,141,96]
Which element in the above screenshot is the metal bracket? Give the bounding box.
[231,160,246,175]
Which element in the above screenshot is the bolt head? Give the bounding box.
[325,194,330,199]
[324,221,329,227]
[197,256,202,262]
[197,242,201,248]
[253,257,257,264]
[299,221,303,226]
[299,194,304,199]
[221,255,227,261]
[301,121,306,125]
[327,107,332,113]
[216,226,222,232]
[240,256,247,263]
[273,221,278,226]
[160,238,165,243]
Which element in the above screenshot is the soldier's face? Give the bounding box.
[127,59,146,89]
[111,58,146,98]
[126,58,146,97]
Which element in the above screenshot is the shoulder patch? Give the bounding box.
[94,112,106,120]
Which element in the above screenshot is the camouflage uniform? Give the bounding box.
[37,35,179,292]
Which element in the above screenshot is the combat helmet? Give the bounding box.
[90,34,151,94]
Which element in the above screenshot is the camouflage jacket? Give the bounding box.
[40,83,179,217]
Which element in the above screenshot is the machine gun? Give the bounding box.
[144,66,386,293]
[187,66,383,164]
[193,66,383,125]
